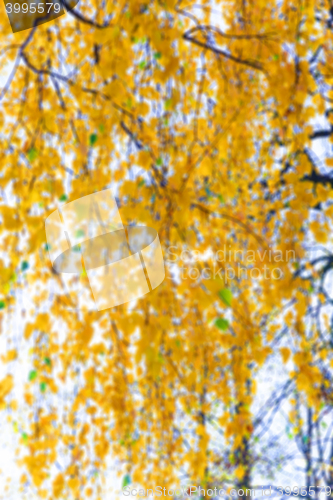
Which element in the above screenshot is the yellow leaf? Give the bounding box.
[0,375,13,404]
[2,349,17,363]
[280,347,291,364]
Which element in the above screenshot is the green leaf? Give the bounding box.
[165,99,172,110]
[138,179,145,187]
[122,474,131,488]
[214,318,229,331]
[218,288,233,307]
[40,382,47,393]
[27,148,38,162]
[0,301,6,310]
[22,432,28,443]
[154,52,162,59]
[218,194,225,204]
[28,370,37,382]
[285,426,293,439]
[156,157,163,166]
[21,261,29,272]
[89,133,98,146]
[44,357,52,367]
[59,194,68,202]
[75,229,85,238]
[139,60,146,69]
[175,339,181,348]
[44,243,51,251]
[98,124,105,133]
[273,54,279,61]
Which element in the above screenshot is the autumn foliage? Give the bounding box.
[1,0,333,497]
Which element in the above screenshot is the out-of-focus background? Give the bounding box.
[1,0,333,498]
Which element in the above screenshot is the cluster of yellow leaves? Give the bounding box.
[0,0,332,496]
